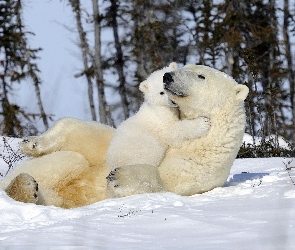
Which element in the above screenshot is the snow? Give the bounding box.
[0,139,295,248]
[2,1,291,248]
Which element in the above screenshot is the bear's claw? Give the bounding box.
[22,137,39,150]
[106,165,166,198]
[106,168,121,189]
[32,142,39,149]
[106,168,119,182]
[20,136,43,156]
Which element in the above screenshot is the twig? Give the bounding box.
[0,136,26,177]
[283,158,295,186]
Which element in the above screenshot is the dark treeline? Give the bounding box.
[71,0,295,144]
[1,0,295,146]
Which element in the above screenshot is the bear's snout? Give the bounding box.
[163,72,174,87]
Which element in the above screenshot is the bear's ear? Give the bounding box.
[168,62,178,70]
[139,81,148,93]
[234,85,249,101]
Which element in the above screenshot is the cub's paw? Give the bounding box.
[5,173,38,204]
[192,116,211,136]
[197,116,211,131]
[106,165,166,198]
[20,136,43,156]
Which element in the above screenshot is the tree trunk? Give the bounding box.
[267,0,278,143]
[109,0,129,120]
[70,0,97,121]
[28,67,49,130]
[226,46,234,76]
[92,0,113,126]
[1,58,22,136]
[283,0,295,143]
[15,1,49,132]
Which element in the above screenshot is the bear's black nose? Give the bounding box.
[163,72,174,87]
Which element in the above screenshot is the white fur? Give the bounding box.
[159,65,249,195]
[0,64,248,207]
[0,118,115,208]
[106,63,210,171]
[107,64,249,197]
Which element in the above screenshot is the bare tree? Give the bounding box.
[69,0,114,125]
[70,0,97,121]
[17,9,49,130]
[92,0,114,126]
[108,0,130,120]
[283,0,295,143]
[26,61,49,130]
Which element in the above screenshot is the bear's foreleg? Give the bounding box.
[168,116,210,148]
[20,118,71,156]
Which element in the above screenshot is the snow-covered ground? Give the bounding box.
[0,139,294,249]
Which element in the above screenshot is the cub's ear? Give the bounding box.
[234,85,249,101]
[168,62,178,70]
[139,80,148,93]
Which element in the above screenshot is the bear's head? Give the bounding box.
[163,64,249,119]
[139,62,178,108]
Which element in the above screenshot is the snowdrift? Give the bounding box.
[0,138,294,248]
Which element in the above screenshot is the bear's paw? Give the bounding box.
[106,165,166,198]
[5,173,38,204]
[21,136,49,156]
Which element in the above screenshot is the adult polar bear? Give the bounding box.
[0,64,248,208]
[0,62,184,208]
[107,64,249,197]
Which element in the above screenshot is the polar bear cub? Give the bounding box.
[106,63,211,195]
[106,63,210,171]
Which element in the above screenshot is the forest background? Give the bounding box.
[1,0,295,156]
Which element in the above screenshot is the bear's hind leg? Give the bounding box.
[5,173,38,204]
[106,164,166,198]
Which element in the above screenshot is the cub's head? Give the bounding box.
[163,64,249,118]
[139,62,178,107]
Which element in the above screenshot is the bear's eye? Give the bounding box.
[160,92,165,95]
[198,74,205,80]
